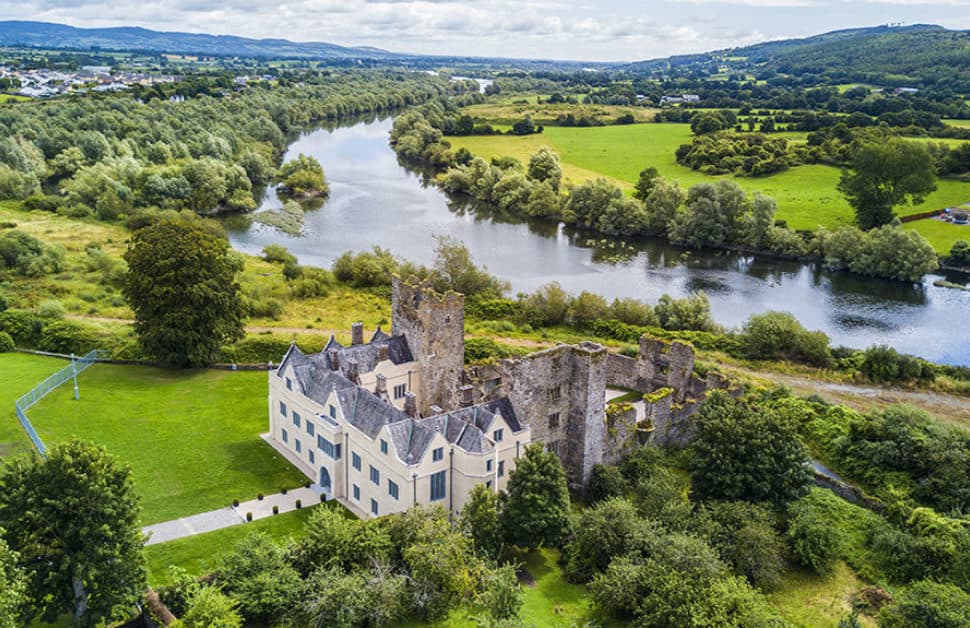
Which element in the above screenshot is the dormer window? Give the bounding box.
[329,405,336,419]
[432,447,443,462]
[380,439,388,455]
[286,377,292,391]
[493,429,503,442]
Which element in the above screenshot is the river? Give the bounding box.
[224,116,970,366]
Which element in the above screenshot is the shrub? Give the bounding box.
[0,309,43,346]
[786,491,845,575]
[879,580,970,627]
[261,244,298,266]
[232,499,239,507]
[281,487,287,495]
[0,229,65,277]
[741,311,832,366]
[246,512,253,522]
[295,499,302,509]
[0,330,13,352]
[945,240,970,267]
[860,345,934,383]
[272,505,279,515]
[464,337,514,363]
[37,320,96,354]
[332,247,398,288]
[35,299,66,320]
[257,493,263,500]
[587,464,629,504]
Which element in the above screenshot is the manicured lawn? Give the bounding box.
[904,217,970,254]
[768,562,875,627]
[448,123,970,232]
[26,362,306,524]
[145,506,318,586]
[0,352,69,457]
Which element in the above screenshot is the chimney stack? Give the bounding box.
[376,344,389,362]
[460,384,475,407]
[327,348,340,371]
[404,391,417,418]
[351,322,364,346]
[430,405,444,416]
[346,358,359,384]
[375,373,387,395]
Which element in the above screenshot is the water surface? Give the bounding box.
[225,117,970,366]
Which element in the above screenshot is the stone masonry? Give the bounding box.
[391,276,466,416]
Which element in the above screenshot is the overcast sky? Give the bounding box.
[6,0,970,62]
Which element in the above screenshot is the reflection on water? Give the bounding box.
[223,117,970,366]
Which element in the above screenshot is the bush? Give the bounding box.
[0,309,44,346]
[786,491,845,575]
[587,464,629,504]
[945,240,970,267]
[261,244,297,266]
[295,499,302,509]
[246,512,253,522]
[36,320,97,354]
[332,247,398,288]
[257,493,263,500]
[35,299,65,320]
[464,337,514,363]
[0,330,13,352]
[879,580,970,627]
[281,487,287,495]
[741,311,832,366]
[860,345,934,383]
[0,229,65,277]
[272,505,279,515]
[232,499,239,507]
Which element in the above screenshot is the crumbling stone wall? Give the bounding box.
[499,341,607,491]
[391,276,465,415]
[602,404,641,467]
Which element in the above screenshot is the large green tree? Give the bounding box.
[0,440,145,624]
[689,391,812,505]
[838,139,937,229]
[457,484,503,560]
[123,218,245,367]
[0,531,26,628]
[500,443,571,549]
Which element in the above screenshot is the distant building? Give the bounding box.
[661,94,701,105]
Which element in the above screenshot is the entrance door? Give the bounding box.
[319,467,332,501]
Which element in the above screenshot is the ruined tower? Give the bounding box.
[391,276,465,416]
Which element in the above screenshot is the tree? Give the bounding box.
[179,587,243,628]
[458,484,503,559]
[695,501,786,591]
[838,139,937,229]
[0,531,26,628]
[0,439,145,624]
[123,218,245,366]
[878,579,970,628]
[277,153,328,197]
[669,180,750,248]
[477,564,522,622]
[527,147,562,192]
[785,490,845,575]
[632,167,660,201]
[563,498,649,582]
[690,391,812,505]
[211,533,305,625]
[500,443,571,549]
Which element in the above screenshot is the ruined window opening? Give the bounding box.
[548,412,560,429]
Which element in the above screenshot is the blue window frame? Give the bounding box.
[317,435,340,460]
[498,460,505,477]
[352,452,361,471]
[280,401,287,417]
[285,377,292,391]
[370,465,380,486]
[493,428,503,442]
[486,459,493,472]
[306,421,314,436]
[352,484,360,501]
[432,447,443,462]
[329,405,336,419]
[430,470,446,501]
[295,439,301,453]
[380,439,388,455]
[293,411,301,428]
[308,450,314,464]
[371,499,378,516]
[281,429,288,443]
[389,480,399,500]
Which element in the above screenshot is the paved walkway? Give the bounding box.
[142,486,321,546]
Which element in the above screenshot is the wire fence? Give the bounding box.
[14,350,101,459]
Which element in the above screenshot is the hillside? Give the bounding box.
[628,24,970,88]
[0,21,400,60]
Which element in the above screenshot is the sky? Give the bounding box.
[5,0,970,62]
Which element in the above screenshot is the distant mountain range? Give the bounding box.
[0,21,402,60]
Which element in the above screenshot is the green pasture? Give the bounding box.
[447,123,970,236]
[944,119,970,128]
[903,217,970,254]
[0,353,62,457]
[24,360,305,524]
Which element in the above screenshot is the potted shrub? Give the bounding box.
[272,505,279,515]
[257,493,264,501]
[295,499,302,509]
[281,487,288,495]
[232,499,239,508]
[246,512,253,522]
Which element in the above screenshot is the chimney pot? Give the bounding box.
[346,358,360,384]
[404,391,417,418]
[327,349,340,371]
[376,344,389,362]
[375,373,387,394]
[351,322,364,346]
[430,405,444,415]
[460,384,475,407]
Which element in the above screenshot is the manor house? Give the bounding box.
[267,276,724,519]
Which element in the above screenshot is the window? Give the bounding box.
[286,377,292,391]
[328,405,336,419]
[296,439,302,453]
[370,465,380,486]
[353,484,360,501]
[550,386,560,401]
[306,421,314,436]
[293,411,301,428]
[389,480,399,500]
[486,480,492,489]
[281,428,288,443]
[371,499,378,516]
[380,439,388,455]
[430,470,446,501]
[498,460,505,477]
[493,429,503,442]
[318,436,340,459]
[279,401,287,417]
[393,383,407,399]
[352,452,361,471]
[486,459,493,472]
[308,450,315,464]
[548,412,560,429]
[432,447,444,462]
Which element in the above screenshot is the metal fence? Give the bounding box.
[14,350,101,459]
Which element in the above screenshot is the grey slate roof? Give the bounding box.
[304,329,413,381]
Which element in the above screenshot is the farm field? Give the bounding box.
[447,122,970,246]
[24,361,306,524]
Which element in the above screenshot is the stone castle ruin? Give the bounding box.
[386,276,731,492]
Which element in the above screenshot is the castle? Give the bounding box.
[266,277,725,519]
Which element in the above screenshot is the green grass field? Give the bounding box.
[768,562,875,627]
[0,353,65,457]
[146,506,318,586]
[447,123,970,250]
[19,359,305,524]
